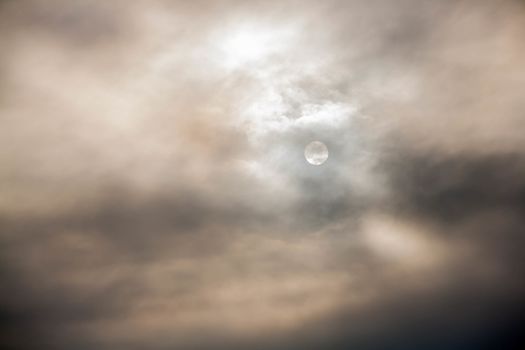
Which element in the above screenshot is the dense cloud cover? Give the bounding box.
[1,0,525,349]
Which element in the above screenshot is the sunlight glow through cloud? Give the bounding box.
[217,22,296,69]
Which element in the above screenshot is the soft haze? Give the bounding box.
[1,0,525,349]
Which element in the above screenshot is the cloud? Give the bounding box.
[1,0,525,349]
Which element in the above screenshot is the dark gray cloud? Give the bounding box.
[385,151,525,221]
[1,0,525,349]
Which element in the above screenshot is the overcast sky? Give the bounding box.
[1,0,525,349]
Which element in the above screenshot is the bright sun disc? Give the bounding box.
[304,141,329,165]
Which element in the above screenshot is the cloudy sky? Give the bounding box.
[1,0,525,349]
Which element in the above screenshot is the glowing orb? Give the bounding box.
[304,141,329,165]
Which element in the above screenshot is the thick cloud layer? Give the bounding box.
[1,0,525,349]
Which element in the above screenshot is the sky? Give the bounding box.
[1,0,525,349]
